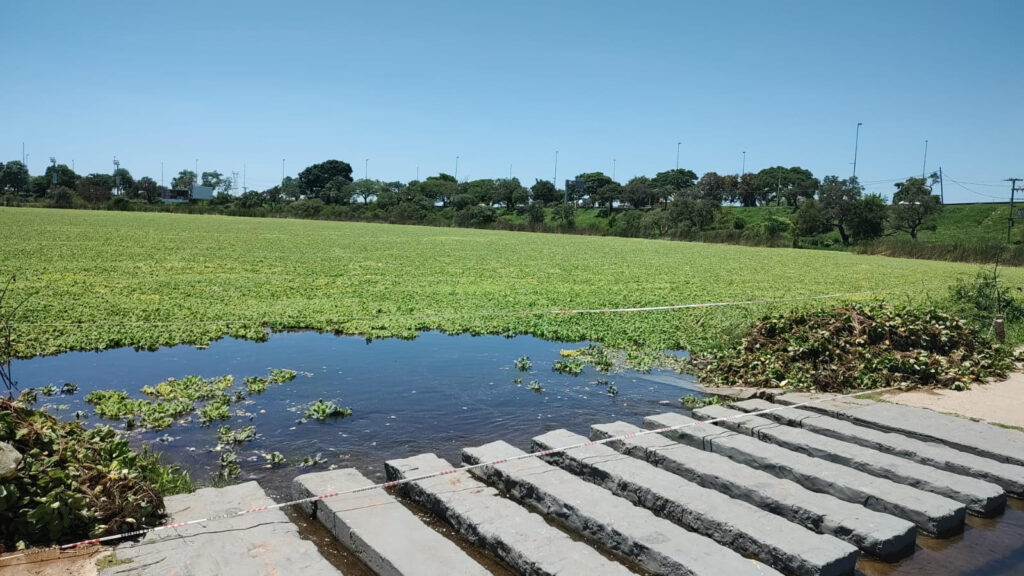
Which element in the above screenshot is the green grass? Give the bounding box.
[3,207,1021,358]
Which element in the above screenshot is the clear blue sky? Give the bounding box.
[5,1,1021,201]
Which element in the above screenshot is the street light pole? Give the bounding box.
[921,140,928,179]
[365,158,369,180]
[676,141,681,170]
[742,151,746,175]
[455,156,459,181]
[554,150,559,190]
[612,158,616,181]
[852,122,862,179]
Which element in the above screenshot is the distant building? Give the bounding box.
[161,184,215,203]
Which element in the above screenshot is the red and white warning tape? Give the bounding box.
[0,387,890,564]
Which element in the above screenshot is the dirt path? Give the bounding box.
[882,372,1024,429]
[0,546,109,576]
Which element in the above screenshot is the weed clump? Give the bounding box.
[0,398,191,551]
[700,303,1016,392]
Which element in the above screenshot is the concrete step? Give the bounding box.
[590,420,916,560]
[733,398,1024,498]
[106,481,341,576]
[462,440,782,576]
[384,453,636,576]
[693,404,1006,517]
[775,393,1024,467]
[294,468,490,576]
[645,411,966,537]
[531,429,859,576]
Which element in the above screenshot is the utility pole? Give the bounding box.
[454,156,459,181]
[416,165,419,181]
[612,159,616,181]
[742,151,746,176]
[938,166,944,204]
[554,150,559,193]
[1009,178,1023,243]
[676,141,681,170]
[921,140,928,179]
[852,122,862,179]
[364,158,369,180]
[509,163,513,180]
[21,142,25,164]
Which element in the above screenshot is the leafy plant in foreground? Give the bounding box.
[305,399,352,421]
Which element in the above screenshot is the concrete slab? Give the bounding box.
[644,412,966,537]
[733,398,1024,498]
[591,421,916,560]
[104,481,340,576]
[384,453,635,576]
[294,468,489,576]
[462,440,781,576]
[776,393,1024,467]
[532,429,858,576]
[693,404,1006,517]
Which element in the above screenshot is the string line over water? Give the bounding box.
[0,387,892,564]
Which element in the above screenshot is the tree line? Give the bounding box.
[0,158,942,245]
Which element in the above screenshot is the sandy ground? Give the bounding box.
[0,546,108,576]
[882,371,1024,429]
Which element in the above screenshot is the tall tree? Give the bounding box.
[134,177,161,203]
[200,171,223,190]
[493,177,528,212]
[530,179,558,205]
[113,167,135,196]
[420,174,458,207]
[77,174,115,204]
[890,177,942,239]
[350,179,382,204]
[171,170,196,190]
[43,164,80,190]
[0,161,30,195]
[298,160,354,201]
[622,176,655,208]
[818,175,863,246]
[755,166,818,208]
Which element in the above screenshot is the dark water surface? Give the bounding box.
[12,331,1024,575]
[13,331,695,495]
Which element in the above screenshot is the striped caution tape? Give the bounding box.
[0,386,894,564]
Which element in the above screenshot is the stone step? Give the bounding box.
[294,468,490,576]
[693,404,1006,517]
[590,421,916,560]
[107,481,341,576]
[775,393,1024,467]
[462,440,782,576]
[531,429,859,576]
[384,453,636,576]
[645,412,966,537]
[733,398,1024,498]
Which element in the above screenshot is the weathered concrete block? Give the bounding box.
[384,453,635,576]
[734,398,1024,498]
[294,468,488,576]
[644,412,966,537]
[776,393,1024,467]
[463,440,782,576]
[0,442,20,480]
[693,404,1006,517]
[591,421,916,560]
[532,429,858,576]
[106,481,340,576]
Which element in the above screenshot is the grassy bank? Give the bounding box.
[2,207,1021,358]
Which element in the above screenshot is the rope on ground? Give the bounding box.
[0,387,892,564]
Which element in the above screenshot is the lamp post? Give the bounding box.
[676,141,681,170]
[365,158,369,180]
[921,140,928,179]
[455,156,459,181]
[742,151,746,176]
[852,122,862,179]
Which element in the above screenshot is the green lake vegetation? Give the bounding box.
[5,208,1022,362]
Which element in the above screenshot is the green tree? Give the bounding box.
[670,189,720,231]
[849,193,887,243]
[420,174,458,207]
[890,177,942,240]
[43,164,80,191]
[76,174,115,204]
[200,171,224,191]
[462,179,495,205]
[350,179,382,204]
[493,178,528,212]
[818,175,863,246]
[113,167,135,196]
[755,166,818,208]
[736,173,759,207]
[651,168,697,207]
[171,170,196,190]
[0,161,30,196]
[793,198,829,237]
[592,183,622,215]
[134,177,161,203]
[530,179,558,205]
[622,176,655,208]
[298,160,354,200]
